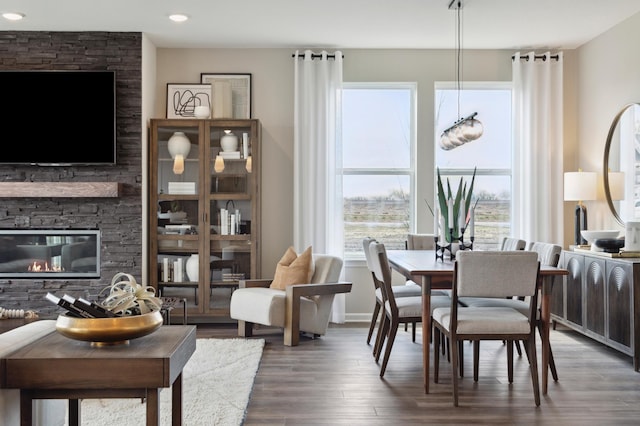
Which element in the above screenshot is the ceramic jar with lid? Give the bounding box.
[220,130,238,152]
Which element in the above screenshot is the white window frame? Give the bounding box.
[342,82,417,261]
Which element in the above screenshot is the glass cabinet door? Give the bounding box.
[151,121,203,313]
[206,121,257,313]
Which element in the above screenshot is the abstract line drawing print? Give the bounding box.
[167,84,211,119]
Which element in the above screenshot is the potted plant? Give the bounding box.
[436,167,476,242]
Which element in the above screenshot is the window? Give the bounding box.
[435,83,512,250]
[342,83,416,259]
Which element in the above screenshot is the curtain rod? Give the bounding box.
[511,54,560,62]
[291,53,344,59]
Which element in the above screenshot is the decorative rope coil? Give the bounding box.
[100,272,162,316]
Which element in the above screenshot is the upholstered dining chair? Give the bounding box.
[459,241,561,381]
[501,236,526,251]
[406,233,436,250]
[363,237,422,346]
[229,253,352,346]
[432,250,542,406]
[368,240,451,378]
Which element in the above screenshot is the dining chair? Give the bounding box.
[500,236,526,251]
[404,233,451,319]
[432,250,541,406]
[363,237,422,347]
[459,242,561,381]
[406,233,436,250]
[458,236,525,360]
[368,240,451,378]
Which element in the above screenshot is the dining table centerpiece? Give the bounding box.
[434,167,477,259]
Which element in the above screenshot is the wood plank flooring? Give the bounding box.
[196,322,640,425]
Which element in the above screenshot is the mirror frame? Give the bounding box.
[603,102,640,227]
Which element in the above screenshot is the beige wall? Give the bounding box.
[575,12,640,233]
[152,18,640,320]
[153,47,517,320]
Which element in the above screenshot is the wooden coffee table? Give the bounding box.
[3,325,196,426]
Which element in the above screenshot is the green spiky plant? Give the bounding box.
[436,167,476,242]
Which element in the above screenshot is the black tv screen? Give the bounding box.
[0,70,116,165]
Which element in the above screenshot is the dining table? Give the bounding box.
[386,249,568,395]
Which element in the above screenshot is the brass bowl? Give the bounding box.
[56,311,163,346]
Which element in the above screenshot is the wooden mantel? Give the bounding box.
[0,182,121,198]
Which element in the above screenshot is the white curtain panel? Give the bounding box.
[293,50,345,322]
[512,51,564,244]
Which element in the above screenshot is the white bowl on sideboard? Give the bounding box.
[580,230,621,251]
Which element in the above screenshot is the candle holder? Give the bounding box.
[435,226,474,262]
[434,235,451,261]
[457,226,474,252]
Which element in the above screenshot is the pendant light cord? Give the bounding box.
[456,0,462,121]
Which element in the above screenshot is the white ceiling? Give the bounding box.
[1,0,640,50]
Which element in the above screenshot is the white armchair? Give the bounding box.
[230,254,352,346]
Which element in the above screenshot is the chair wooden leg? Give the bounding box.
[549,344,559,381]
[473,340,480,382]
[374,315,389,361]
[536,321,559,381]
[507,340,514,383]
[514,340,523,356]
[237,320,253,337]
[458,340,465,378]
[411,322,416,342]
[433,328,441,383]
[527,335,541,406]
[367,301,381,344]
[451,335,460,407]
[380,319,399,377]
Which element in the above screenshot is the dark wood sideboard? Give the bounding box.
[552,250,640,370]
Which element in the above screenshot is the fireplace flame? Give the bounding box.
[28,261,63,273]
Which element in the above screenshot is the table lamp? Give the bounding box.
[564,170,597,245]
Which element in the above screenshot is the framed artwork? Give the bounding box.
[200,73,251,119]
[166,83,212,119]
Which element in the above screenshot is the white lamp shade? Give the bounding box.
[608,171,625,201]
[564,171,597,201]
[167,132,191,175]
[460,118,484,141]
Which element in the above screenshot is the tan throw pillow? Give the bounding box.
[270,246,313,290]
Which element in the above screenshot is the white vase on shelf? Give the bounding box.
[221,130,238,152]
[186,254,199,282]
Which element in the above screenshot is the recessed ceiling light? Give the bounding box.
[2,12,25,21]
[169,14,189,23]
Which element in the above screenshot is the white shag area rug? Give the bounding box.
[67,338,264,426]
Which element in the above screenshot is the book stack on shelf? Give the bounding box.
[219,151,240,159]
[164,224,196,235]
[222,272,245,282]
[168,182,196,194]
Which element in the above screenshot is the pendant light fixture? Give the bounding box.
[439,0,483,151]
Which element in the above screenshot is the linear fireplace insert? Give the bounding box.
[0,229,100,279]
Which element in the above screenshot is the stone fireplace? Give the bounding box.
[0,230,100,279]
[0,31,143,316]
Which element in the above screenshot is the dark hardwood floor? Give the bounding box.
[196,322,640,425]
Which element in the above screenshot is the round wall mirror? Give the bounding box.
[603,103,640,226]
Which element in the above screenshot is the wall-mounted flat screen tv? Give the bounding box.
[0,70,116,165]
